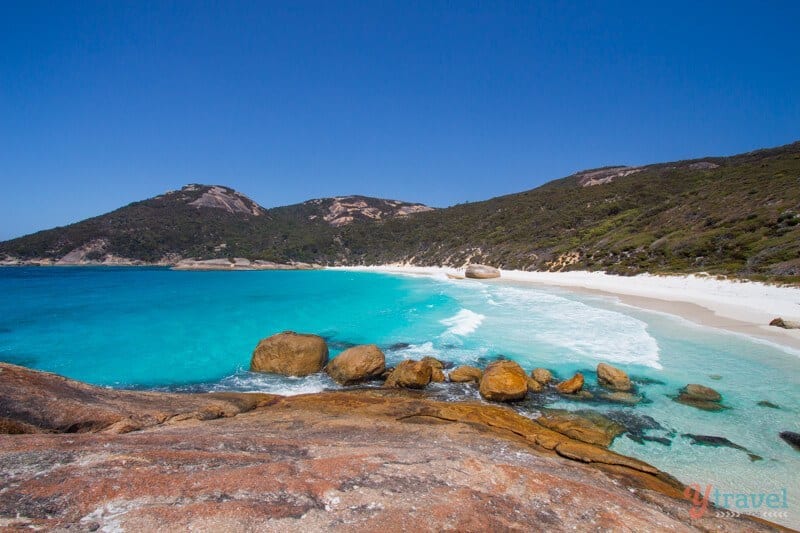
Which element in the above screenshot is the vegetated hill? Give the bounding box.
[336,141,800,280]
[1,141,799,280]
[0,185,433,264]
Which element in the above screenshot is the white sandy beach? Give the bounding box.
[332,265,800,352]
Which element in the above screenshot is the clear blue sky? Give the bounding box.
[1,1,798,240]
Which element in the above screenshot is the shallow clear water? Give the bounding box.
[1,267,798,526]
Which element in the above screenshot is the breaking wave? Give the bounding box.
[439,309,485,336]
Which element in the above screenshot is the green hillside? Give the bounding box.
[339,142,800,280]
[1,142,799,281]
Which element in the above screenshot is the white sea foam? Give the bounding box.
[211,371,333,395]
[507,285,661,368]
[439,309,485,336]
[444,282,663,369]
[394,341,436,358]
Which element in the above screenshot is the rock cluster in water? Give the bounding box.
[249,332,647,407]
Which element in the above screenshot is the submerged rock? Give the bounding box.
[779,431,800,451]
[479,360,528,402]
[682,434,762,462]
[673,384,725,411]
[631,376,666,386]
[757,400,780,409]
[326,344,386,385]
[465,264,501,279]
[448,365,483,383]
[604,411,671,446]
[384,360,432,389]
[599,392,642,405]
[596,363,632,392]
[531,368,553,385]
[640,435,672,446]
[250,331,329,377]
[556,373,585,395]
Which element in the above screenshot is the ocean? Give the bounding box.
[1,266,798,526]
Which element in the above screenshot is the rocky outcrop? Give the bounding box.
[479,360,528,402]
[448,365,483,383]
[531,367,553,385]
[187,185,264,216]
[0,363,275,434]
[0,364,778,531]
[536,409,626,448]
[674,384,725,411]
[465,264,501,279]
[687,161,720,170]
[383,359,433,389]
[596,362,632,392]
[769,317,800,329]
[556,372,585,394]
[326,344,386,385]
[576,166,643,187]
[306,196,434,227]
[56,238,110,265]
[172,258,319,271]
[250,331,329,376]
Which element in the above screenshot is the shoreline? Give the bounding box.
[4,262,800,352]
[331,265,800,353]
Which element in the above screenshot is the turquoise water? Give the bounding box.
[1,267,799,526]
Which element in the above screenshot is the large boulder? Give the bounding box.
[479,360,527,402]
[556,373,584,394]
[682,384,721,401]
[448,365,483,383]
[770,317,800,329]
[384,360,432,389]
[250,331,328,376]
[421,356,445,370]
[326,344,386,385]
[531,368,553,385]
[421,356,446,382]
[596,363,632,392]
[465,264,501,279]
[673,384,725,411]
[526,376,544,393]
